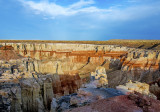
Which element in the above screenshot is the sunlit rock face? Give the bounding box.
[122,50,160,77]
[0,43,128,75]
[0,42,160,111]
[84,66,108,88]
[116,80,157,99]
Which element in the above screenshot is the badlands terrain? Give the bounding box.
[0,39,160,112]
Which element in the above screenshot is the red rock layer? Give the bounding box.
[22,50,127,63]
[123,60,159,71]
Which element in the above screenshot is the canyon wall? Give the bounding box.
[0,42,160,111]
[0,42,160,87]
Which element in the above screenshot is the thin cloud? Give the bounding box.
[19,0,160,21]
[19,0,109,18]
[69,0,94,9]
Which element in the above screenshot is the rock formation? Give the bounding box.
[116,80,157,99]
[0,40,160,111]
[84,66,108,88]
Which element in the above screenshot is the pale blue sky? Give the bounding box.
[0,0,160,40]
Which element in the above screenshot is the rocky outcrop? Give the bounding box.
[107,50,160,90]
[84,66,108,88]
[0,72,82,112]
[149,78,160,100]
[116,80,157,99]
[121,51,160,82]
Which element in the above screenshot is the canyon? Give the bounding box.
[0,40,160,112]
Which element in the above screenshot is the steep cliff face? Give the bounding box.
[108,50,160,88]
[0,43,129,75]
[0,43,128,59]
[0,43,159,86]
[0,42,160,111]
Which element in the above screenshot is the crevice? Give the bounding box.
[156,52,159,59]
[137,45,144,49]
[56,63,58,74]
[101,59,107,66]
[147,44,160,50]
[78,57,90,70]
[95,46,98,52]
